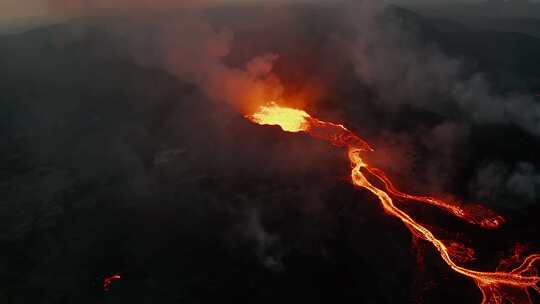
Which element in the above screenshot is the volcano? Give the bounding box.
[2,1,540,304]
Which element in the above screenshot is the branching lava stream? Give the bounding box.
[246,102,540,304]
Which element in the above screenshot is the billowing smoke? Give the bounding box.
[42,1,288,113]
[36,0,539,211]
[348,1,540,135]
[124,14,283,113]
[13,0,533,244]
[48,0,540,205]
[471,161,540,209]
[343,0,540,205]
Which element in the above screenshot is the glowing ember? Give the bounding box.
[247,103,540,304]
[103,273,121,292]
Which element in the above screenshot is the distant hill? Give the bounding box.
[407,1,540,19]
[385,5,540,93]
[460,17,540,38]
[403,1,540,37]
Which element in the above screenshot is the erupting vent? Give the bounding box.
[248,102,310,132]
[247,103,540,304]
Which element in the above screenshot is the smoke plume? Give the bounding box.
[42,0,540,218]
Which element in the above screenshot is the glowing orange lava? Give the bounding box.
[246,102,373,151]
[366,167,505,230]
[247,102,310,132]
[247,103,540,304]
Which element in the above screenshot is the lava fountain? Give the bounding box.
[246,102,540,304]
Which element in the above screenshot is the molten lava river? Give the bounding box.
[246,102,540,304]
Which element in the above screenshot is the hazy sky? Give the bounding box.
[0,0,295,22]
[0,1,49,22]
[0,1,538,24]
[0,0,470,22]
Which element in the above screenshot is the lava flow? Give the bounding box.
[366,167,505,229]
[248,102,373,151]
[246,102,540,304]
